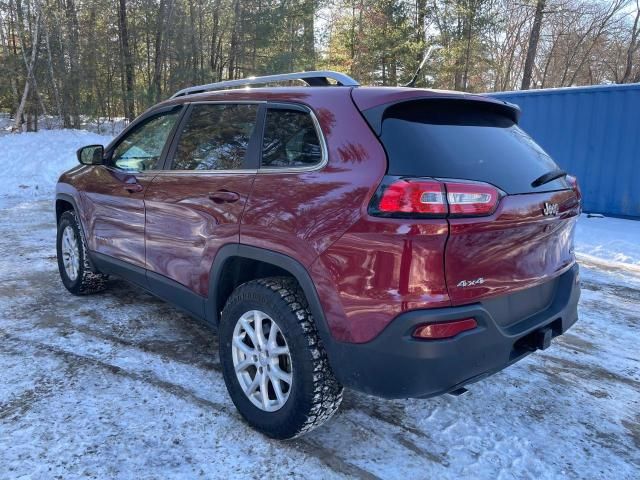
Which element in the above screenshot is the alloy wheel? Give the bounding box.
[231,310,293,412]
[61,226,80,281]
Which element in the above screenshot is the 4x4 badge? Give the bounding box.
[543,202,559,216]
[457,277,485,288]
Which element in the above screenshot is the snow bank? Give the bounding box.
[0,113,127,137]
[0,130,112,199]
[575,214,640,272]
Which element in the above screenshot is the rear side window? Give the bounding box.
[379,100,569,194]
[261,107,323,168]
[171,103,258,171]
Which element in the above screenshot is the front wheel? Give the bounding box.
[219,277,343,439]
[56,210,108,295]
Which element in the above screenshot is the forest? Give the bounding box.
[1,0,639,131]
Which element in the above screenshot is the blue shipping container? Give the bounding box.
[489,83,640,217]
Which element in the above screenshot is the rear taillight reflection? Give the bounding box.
[413,318,477,339]
[446,182,500,216]
[371,176,501,218]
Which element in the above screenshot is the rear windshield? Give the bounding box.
[378,100,569,194]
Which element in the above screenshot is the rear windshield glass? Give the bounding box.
[379,100,569,194]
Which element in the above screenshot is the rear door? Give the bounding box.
[377,99,581,305]
[143,102,261,300]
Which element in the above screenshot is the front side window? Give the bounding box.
[261,107,322,168]
[171,103,259,171]
[111,110,180,172]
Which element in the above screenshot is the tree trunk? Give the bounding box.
[153,0,173,102]
[188,0,198,83]
[42,15,63,120]
[621,3,640,83]
[14,10,40,132]
[521,0,545,90]
[302,0,315,69]
[64,0,81,127]
[0,12,20,115]
[119,0,136,120]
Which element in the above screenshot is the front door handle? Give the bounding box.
[209,190,240,203]
[124,183,143,193]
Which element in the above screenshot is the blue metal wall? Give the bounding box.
[489,84,640,217]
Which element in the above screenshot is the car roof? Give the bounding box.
[158,85,501,108]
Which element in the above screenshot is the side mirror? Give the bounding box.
[77,145,104,166]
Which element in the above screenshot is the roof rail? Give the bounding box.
[170,70,360,98]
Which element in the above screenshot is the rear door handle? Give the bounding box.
[209,190,240,203]
[124,183,143,193]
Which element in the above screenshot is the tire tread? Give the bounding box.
[222,276,343,438]
[58,210,108,295]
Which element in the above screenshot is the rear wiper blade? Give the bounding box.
[531,169,567,188]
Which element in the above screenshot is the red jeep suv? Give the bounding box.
[55,71,581,439]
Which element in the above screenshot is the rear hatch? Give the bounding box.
[360,95,581,305]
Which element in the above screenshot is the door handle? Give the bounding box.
[209,190,240,203]
[124,183,143,193]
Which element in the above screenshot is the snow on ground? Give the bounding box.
[1,199,638,479]
[0,131,639,479]
[576,214,640,271]
[0,129,112,199]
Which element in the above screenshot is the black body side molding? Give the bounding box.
[90,251,206,322]
[85,243,335,356]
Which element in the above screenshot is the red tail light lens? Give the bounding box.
[377,179,447,215]
[446,181,500,216]
[413,318,477,339]
[371,176,501,218]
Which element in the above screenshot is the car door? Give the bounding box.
[144,101,261,304]
[80,105,183,278]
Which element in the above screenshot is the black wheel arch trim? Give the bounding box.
[55,193,88,239]
[55,193,79,219]
[206,244,335,351]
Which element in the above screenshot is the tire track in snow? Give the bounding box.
[0,329,232,414]
[0,330,382,479]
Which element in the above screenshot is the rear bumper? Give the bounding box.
[326,263,580,399]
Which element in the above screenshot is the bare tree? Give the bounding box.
[13,5,39,131]
[521,0,546,90]
[119,0,135,120]
[621,0,640,82]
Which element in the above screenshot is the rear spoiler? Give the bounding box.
[360,96,521,137]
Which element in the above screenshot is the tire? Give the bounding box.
[56,210,108,295]
[219,277,343,439]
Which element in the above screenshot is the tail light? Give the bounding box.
[370,176,501,218]
[377,179,447,215]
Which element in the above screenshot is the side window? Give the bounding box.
[171,103,258,171]
[111,110,180,172]
[261,107,322,168]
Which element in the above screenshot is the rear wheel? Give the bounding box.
[56,210,108,295]
[219,277,343,439]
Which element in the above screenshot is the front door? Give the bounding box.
[81,106,182,273]
[144,102,261,298]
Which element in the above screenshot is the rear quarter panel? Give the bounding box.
[241,89,386,265]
